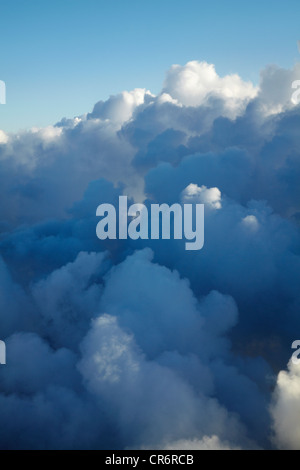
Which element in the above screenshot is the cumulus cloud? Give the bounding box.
[258,63,300,115]
[32,251,107,350]
[271,360,300,450]
[182,184,222,210]
[0,130,8,145]
[163,61,257,116]
[0,59,299,449]
[78,311,250,449]
[88,89,154,124]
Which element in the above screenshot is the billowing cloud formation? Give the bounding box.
[88,89,154,124]
[0,60,299,449]
[163,61,257,114]
[271,360,300,450]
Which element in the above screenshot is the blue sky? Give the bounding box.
[0,0,300,132]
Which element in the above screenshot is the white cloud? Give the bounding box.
[89,88,154,125]
[271,361,300,450]
[181,184,222,210]
[241,215,259,232]
[258,63,300,115]
[163,61,257,117]
[0,130,8,145]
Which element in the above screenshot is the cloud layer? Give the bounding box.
[0,60,299,449]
